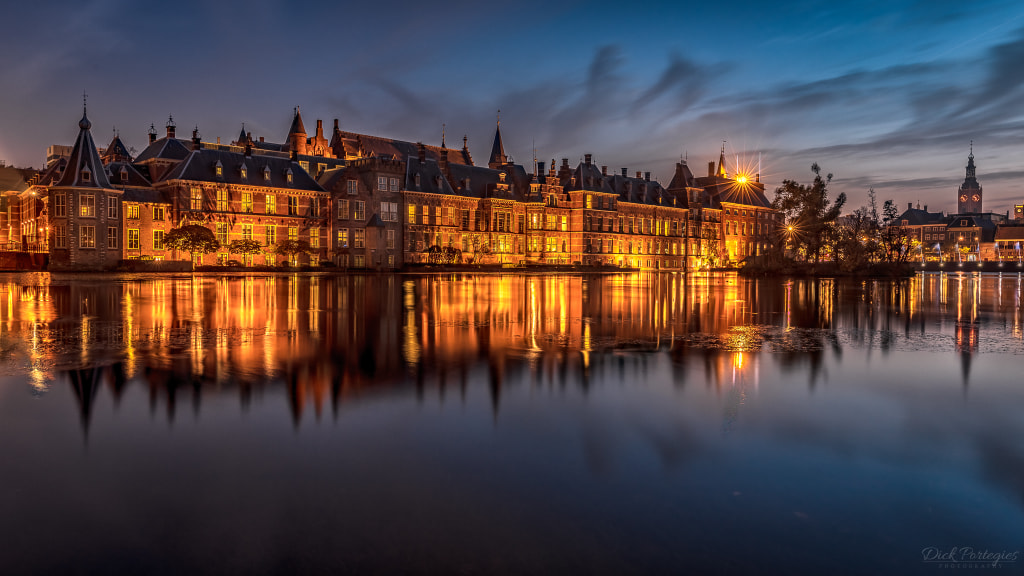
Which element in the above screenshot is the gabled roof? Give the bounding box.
[666,162,696,191]
[55,111,112,188]
[161,148,323,191]
[134,137,192,163]
[101,134,132,163]
[564,162,616,194]
[341,131,473,166]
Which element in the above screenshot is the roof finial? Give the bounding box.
[442,123,446,148]
[463,134,468,148]
[970,139,973,158]
[82,90,88,113]
[497,109,501,126]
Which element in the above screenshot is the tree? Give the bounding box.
[164,225,220,264]
[772,164,847,262]
[878,199,913,263]
[273,239,312,265]
[227,239,263,266]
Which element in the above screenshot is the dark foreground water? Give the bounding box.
[1,271,1022,575]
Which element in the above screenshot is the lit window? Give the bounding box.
[266,194,276,214]
[80,195,95,217]
[217,189,228,211]
[287,196,298,216]
[153,206,165,221]
[288,226,298,241]
[128,229,140,250]
[338,228,349,248]
[190,187,203,210]
[242,192,252,213]
[240,165,247,179]
[310,228,319,249]
[153,230,165,250]
[265,225,276,246]
[216,223,228,245]
[408,204,416,224]
[353,229,365,248]
[80,226,95,248]
[215,161,223,177]
[286,169,294,184]
[241,223,253,241]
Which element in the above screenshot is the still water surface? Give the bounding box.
[1,271,1022,574]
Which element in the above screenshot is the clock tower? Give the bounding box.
[957,144,982,214]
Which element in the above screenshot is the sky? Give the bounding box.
[2,0,1024,215]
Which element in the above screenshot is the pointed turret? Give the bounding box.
[287,106,308,156]
[716,142,727,178]
[329,118,346,158]
[488,114,507,169]
[236,124,248,146]
[56,107,111,188]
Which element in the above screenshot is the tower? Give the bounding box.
[957,144,982,214]
[487,112,507,170]
[287,107,308,157]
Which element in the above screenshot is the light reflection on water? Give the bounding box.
[0,271,1023,574]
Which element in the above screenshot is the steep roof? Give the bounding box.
[161,148,323,191]
[666,162,696,191]
[994,225,1024,241]
[101,134,132,163]
[288,107,306,137]
[488,123,506,167]
[134,137,192,163]
[55,110,112,188]
[896,207,947,226]
[447,163,502,198]
[106,161,153,188]
[405,158,456,196]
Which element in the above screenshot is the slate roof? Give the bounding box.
[106,161,153,188]
[447,163,502,198]
[405,158,456,196]
[34,158,67,187]
[134,137,192,163]
[161,148,323,192]
[55,111,112,188]
[0,166,36,193]
[666,162,696,191]
[488,124,506,166]
[713,181,772,208]
[896,208,947,226]
[101,134,132,163]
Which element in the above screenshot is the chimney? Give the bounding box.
[601,165,607,176]
[584,153,592,165]
[166,119,176,139]
[908,202,913,210]
[191,128,201,151]
[216,137,221,144]
[290,147,298,161]
[644,171,651,182]
[148,124,157,144]
[621,168,628,177]
[708,162,715,177]
[244,139,252,157]
[439,147,449,176]
[924,205,928,212]
[259,136,264,143]
[333,119,339,131]
[636,171,642,179]
[562,158,569,167]
[537,161,546,183]
[316,119,324,138]
[417,142,426,163]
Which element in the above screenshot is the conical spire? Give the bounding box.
[716,141,727,178]
[488,111,506,169]
[102,131,132,163]
[288,106,306,137]
[237,124,247,145]
[57,106,111,188]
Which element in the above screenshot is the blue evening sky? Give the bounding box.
[2,0,1023,214]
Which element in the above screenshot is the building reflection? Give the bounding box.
[0,270,1021,432]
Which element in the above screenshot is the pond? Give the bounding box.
[0,271,1022,574]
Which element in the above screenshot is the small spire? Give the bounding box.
[497,109,501,126]
[442,123,446,148]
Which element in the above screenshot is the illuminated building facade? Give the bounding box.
[11,105,779,270]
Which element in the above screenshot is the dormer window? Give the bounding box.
[81,167,91,182]
[214,160,223,177]
[286,168,294,184]
[120,166,128,181]
[240,165,247,179]
[263,166,271,181]
[464,178,471,190]
[434,175,442,188]
[499,172,506,183]
[414,173,421,188]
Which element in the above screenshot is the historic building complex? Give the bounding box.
[1,105,778,271]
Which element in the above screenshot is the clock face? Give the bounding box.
[972,194,980,202]
[960,195,968,202]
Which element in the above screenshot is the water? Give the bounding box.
[1,271,1022,574]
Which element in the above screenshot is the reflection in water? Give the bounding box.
[2,271,1024,574]
[1,271,1022,429]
